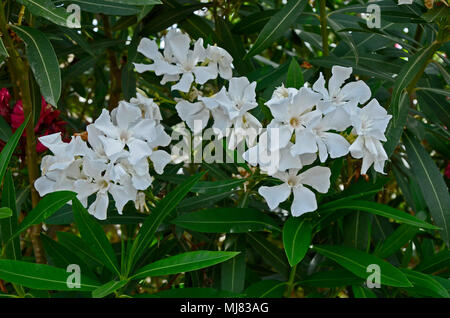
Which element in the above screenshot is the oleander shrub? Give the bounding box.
[0,0,449,298]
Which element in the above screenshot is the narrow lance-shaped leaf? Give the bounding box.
[0,171,21,260]
[127,172,205,272]
[319,199,439,230]
[0,208,12,219]
[172,208,280,233]
[8,191,76,243]
[245,0,308,58]
[131,251,239,280]
[313,245,412,287]
[286,58,304,89]
[384,42,441,155]
[57,0,141,16]
[283,218,312,267]
[403,130,450,244]
[17,0,80,28]
[11,26,61,106]
[92,280,128,298]
[72,198,121,276]
[0,259,100,291]
[0,115,29,184]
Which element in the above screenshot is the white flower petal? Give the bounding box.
[150,150,172,174]
[322,132,350,159]
[299,166,331,193]
[258,183,291,210]
[291,185,317,216]
[88,193,109,220]
[172,72,194,92]
[329,66,352,97]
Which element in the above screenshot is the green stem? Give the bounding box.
[285,264,297,298]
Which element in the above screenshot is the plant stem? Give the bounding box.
[319,0,330,79]
[0,5,45,264]
[285,264,297,298]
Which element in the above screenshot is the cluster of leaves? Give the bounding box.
[0,0,449,298]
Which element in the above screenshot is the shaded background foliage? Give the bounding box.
[0,0,449,298]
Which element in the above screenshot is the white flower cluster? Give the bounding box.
[36,29,392,220]
[244,66,392,216]
[35,93,171,220]
[134,29,233,92]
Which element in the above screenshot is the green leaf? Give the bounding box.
[352,285,377,298]
[92,280,128,298]
[103,0,160,4]
[245,0,308,58]
[401,269,449,298]
[9,191,76,242]
[286,58,304,89]
[343,211,372,251]
[131,251,239,280]
[158,175,246,194]
[177,190,236,211]
[139,3,207,35]
[319,199,438,230]
[128,172,205,271]
[0,260,100,291]
[173,208,280,233]
[0,115,29,184]
[139,287,240,298]
[17,0,79,28]
[0,116,12,142]
[72,198,120,275]
[56,231,105,269]
[57,0,140,16]
[11,26,61,106]
[0,207,12,219]
[403,130,450,244]
[215,18,253,75]
[313,245,412,287]
[374,224,418,258]
[282,218,312,267]
[40,234,94,278]
[232,10,278,35]
[416,250,450,274]
[0,171,21,260]
[244,280,286,298]
[0,38,8,57]
[300,269,363,288]
[221,237,246,293]
[385,42,441,155]
[246,233,290,279]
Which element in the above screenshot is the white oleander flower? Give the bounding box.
[175,100,211,134]
[208,77,258,120]
[93,103,155,165]
[258,166,331,216]
[134,30,217,92]
[349,99,392,174]
[244,131,316,175]
[312,66,371,115]
[266,84,298,107]
[266,87,322,151]
[128,92,163,122]
[291,108,351,161]
[228,112,262,149]
[74,158,137,220]
[205,44,233,80]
